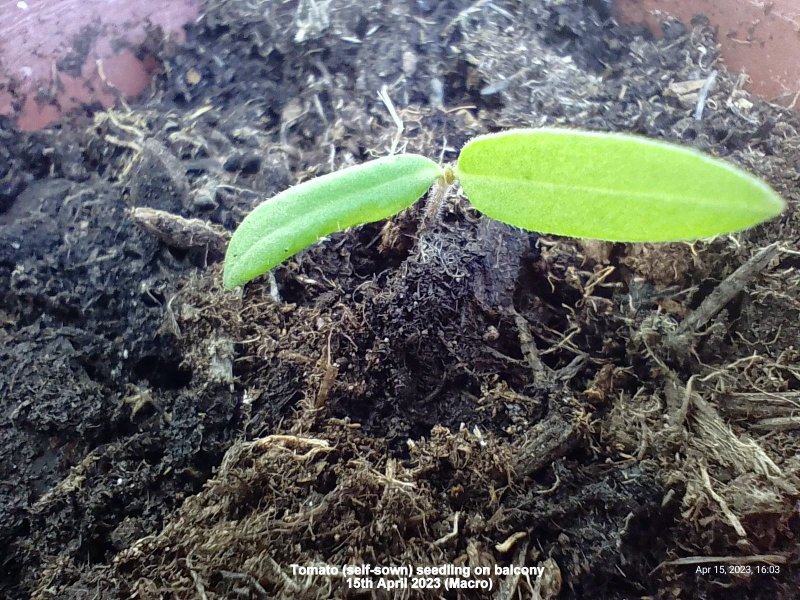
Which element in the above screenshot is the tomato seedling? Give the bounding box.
[223,128,785,289]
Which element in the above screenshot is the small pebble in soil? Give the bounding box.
[192,184,219,210]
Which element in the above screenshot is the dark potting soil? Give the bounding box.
[1,1,798,598]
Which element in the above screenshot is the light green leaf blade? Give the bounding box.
[456,128,785,242]
[223,154,442,288]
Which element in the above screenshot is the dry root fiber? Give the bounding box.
[110,423,555,599]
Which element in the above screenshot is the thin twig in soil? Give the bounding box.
[512,309,554,388]
[433,511,461,546]
[221,569,270,598]
[129,207,229,254]
[699,463,747,538]
[513,408,578,478]
[676,242,780,337]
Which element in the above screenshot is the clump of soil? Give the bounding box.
[1,1,798,599]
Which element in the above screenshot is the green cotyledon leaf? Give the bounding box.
[456,128,785,242]
[223,154,442,288]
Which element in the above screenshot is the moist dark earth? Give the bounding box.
[1,1,799,598]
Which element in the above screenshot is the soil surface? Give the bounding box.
[1,1,799,599]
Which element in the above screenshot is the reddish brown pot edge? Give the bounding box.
[615,0,800,111]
